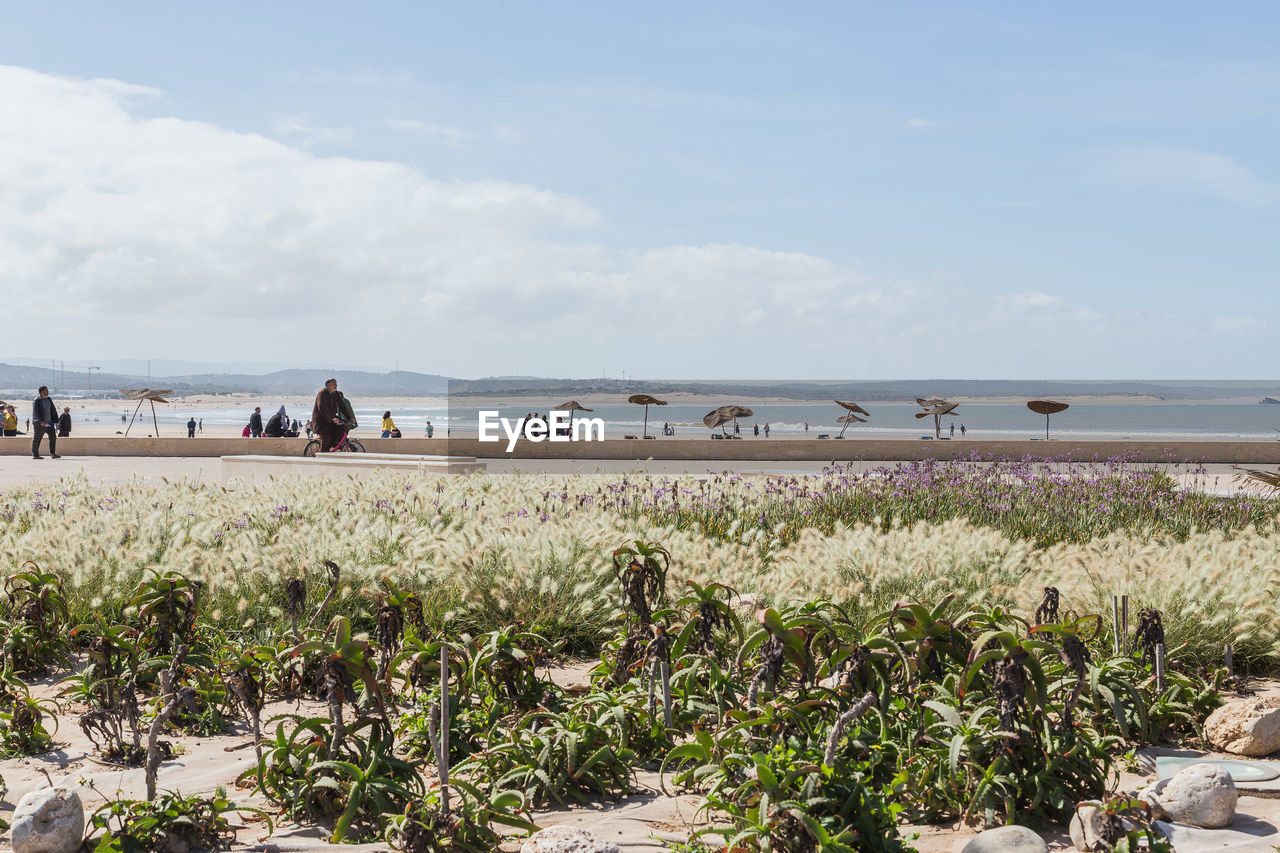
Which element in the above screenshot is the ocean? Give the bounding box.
[112,400,1280,441]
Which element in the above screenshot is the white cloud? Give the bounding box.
[1008,291,1064,309]
[904,118,939,129]
[1212,316,1266,334]
[1096,146,1278,206]
[386,118,471,147]
[0,65,1217,378]
[272,113,352,146]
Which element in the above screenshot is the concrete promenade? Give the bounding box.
[1,435,1280,463]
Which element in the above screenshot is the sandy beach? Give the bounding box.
[1,395,445,438]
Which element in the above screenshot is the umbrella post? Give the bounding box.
[150,400,160,437]
[1046,413,1050,440]
[643,405,648,438]
[123,398,145,437]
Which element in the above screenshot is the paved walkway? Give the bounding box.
[0,454,1269,491]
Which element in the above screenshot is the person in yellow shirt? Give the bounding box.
[381,411,398,438]
[2,405,18,436]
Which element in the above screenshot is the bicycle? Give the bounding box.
[302,424,365,457]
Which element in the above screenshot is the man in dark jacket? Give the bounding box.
[31,386,60,459]
[311,378,355,452]
[249,407,263,438]
[57,407,72,437]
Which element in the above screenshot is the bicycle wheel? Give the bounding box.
[302,439,320,457]
[345,438,366,453]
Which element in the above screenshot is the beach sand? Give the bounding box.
[4,395,443,438]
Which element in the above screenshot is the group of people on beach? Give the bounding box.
[240,406,302,438]
[2,386,69,458]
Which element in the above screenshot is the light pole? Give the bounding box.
[88,366,101,397]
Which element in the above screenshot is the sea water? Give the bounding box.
[144,400,1280,440]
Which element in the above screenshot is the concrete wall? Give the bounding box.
[3,435,1280,464]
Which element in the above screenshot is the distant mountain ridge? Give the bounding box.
[0,363,448,396]
[448,377,1280,402]
[3,361,1279,401]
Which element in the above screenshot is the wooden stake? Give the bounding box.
[1121,595,1129,655]
[439,647,450,815]
[1155,643,1165,691]
[660,660,672,728]
[1226,644,1234,677]
[1112,596,1121,655]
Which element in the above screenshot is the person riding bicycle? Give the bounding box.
[311,378,358,452]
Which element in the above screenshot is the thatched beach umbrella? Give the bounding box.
[837,412,867,438]
[120,389,174,437]
[628,393,668,438]
[834,400,870,438]
[553,400,593,432]
[702,405,754,436]
[1027,400,1069,440]
[914,399,959,440]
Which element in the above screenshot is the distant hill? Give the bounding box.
[4,361,1280,401]
[0,363,449,397]
[449,378,1280,401]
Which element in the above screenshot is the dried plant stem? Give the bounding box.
[145,645,188,800]
[823,691,877,768]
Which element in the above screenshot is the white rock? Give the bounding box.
[960,825,1047,853]
[1069,803,1106,852]
[520,825,622,853]
[1069,802,1138,852]
[11,785,85,853]
[1141,763,1237,828]
[1204,697,1280,756]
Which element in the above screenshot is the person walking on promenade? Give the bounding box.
[950,422,955,438]
[960,424,966,437]
[426,420,434,438]
[311,378,353,452]
[753,423,759,436]
[31,386,60,459]
[188,417,197,437]
[198,418,203,433]
[58,407,72,437]
[763,423,770,438]
[249,407,264,438]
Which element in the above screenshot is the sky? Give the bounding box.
[1,2,1277,379]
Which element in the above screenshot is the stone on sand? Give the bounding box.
[1140,762,1236,828]
[1069,802,1132,852]
[520,825,622,853]
[11,785,85,853]
[1204,697,1280,756]
[960,824,1047,853]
